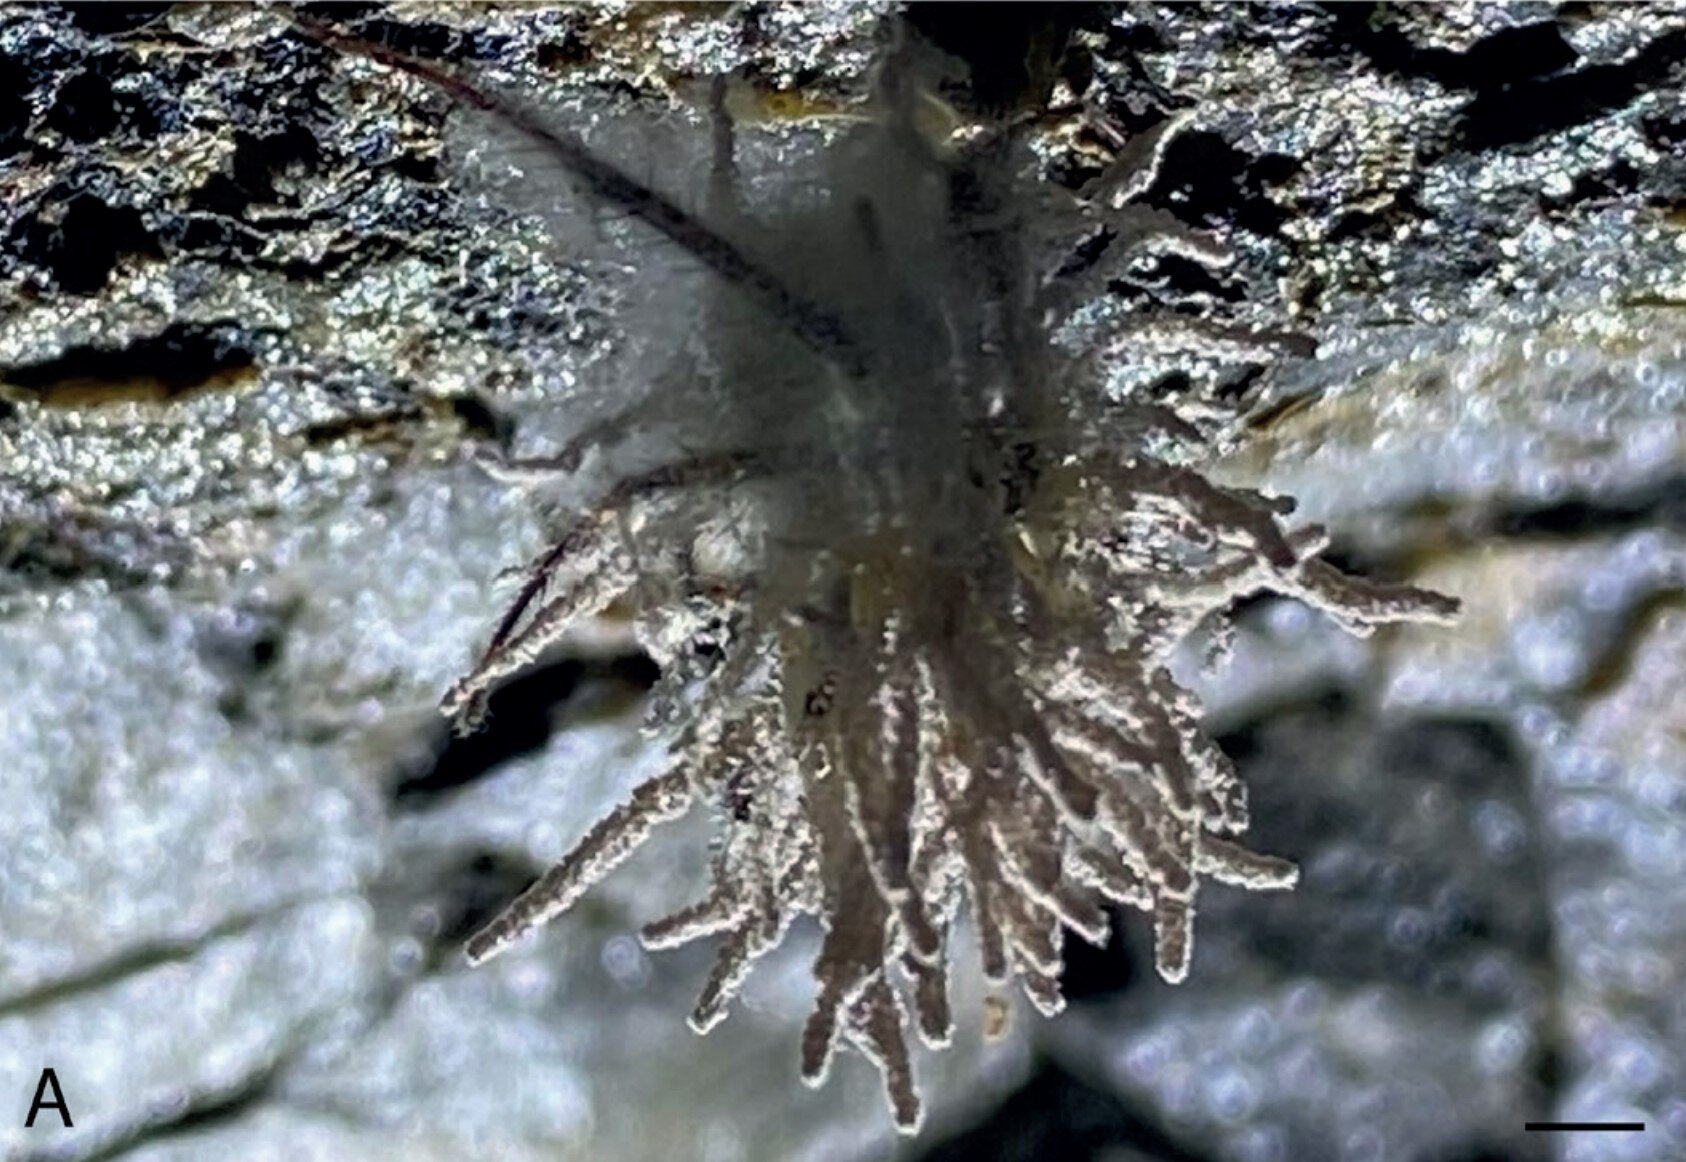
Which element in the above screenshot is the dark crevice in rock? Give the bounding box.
[1113,250,1247,303]
[1,49,38,157]
[1488,472,1686,539]
[447,391,513,445]
[916,1059,1214,1162]
[1457,27,1686,150]
[42,52,165,143]
[97,1075,279,1160]
[389,652,659,809]
[428,850,547,954]
[534,31,592,73]
[45,62,122,141]
[389,658,581,808]
[1221,707,1554,990]
[351,17,467,62]
[1573,587,1686,702]
[299,404,428,449]
[54,2,173,37]
[27,1057,294,1162]
[1046,223,1114,284]
[164,213,270,262]
[1212,685,1354,766]
[0,10,440,292]
[298,391,509,452]
[1139,131,1300,239]
[1299,537,1440,594]
[272,230,418,280]
[1547,158,1642,211]
[299,8,486,64]
[1324,186,1429,244]
[1642,108,1686,150]
[444,253,592,340]
[7,188,163,294]
[0,900,317,1018]
[1320,7,1579,93]
[207,624,285,676]
[0,502,186,592]
[2,17,81,85]
[904,3,1095,115]
[191,125,325,217]
[196,602,294,721]
[0,525,152,590]
[1093,26,1181,132]
[1,321,260,406]
[1058,905,1141,1003]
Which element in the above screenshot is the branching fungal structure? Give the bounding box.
[305,13,1460,1133]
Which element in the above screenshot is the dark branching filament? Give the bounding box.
[305,14,1460,1133]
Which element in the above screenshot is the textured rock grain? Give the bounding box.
[2,4,1684,1161]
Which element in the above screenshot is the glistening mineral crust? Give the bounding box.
[2,5,1684,1161]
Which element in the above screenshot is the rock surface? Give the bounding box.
[2,4,1683,1161]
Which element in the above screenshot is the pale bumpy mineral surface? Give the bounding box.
[3,5,1684,1161]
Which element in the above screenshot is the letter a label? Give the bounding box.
[26,1068,73,1128]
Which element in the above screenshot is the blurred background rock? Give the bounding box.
[1,3,1682,1161]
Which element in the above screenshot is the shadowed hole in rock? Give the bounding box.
[0,320,259,406]
[1457,27,1686,149]
[448,391,512,446]
[1111,249,1247,303]
[1489,472,1686,538]
[428,850,548,953]
[56,2,173,36]
[1058,906,1142,1003]
[916,1059,1214,1162]
[1317,7,1578,92]
[389,651,660,809]
[192,124,325,216]
[1,51,35,157]
[9,188,163,294]
[43,57,126,142]
[903,3,1091,115]
[1219,706,1551,986]
[1138,130,1299,238]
